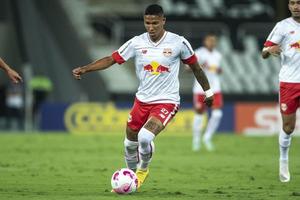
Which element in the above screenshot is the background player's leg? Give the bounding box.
[124,126,139,171]
[279,113,295,182]
[203,109,223,151]
[192,111,205,151]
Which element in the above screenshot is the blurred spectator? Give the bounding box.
[29,75,53,129]
[5,83,24,130]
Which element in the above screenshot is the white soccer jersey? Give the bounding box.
[193,47,222,93]
[112,31,197,104]
[265,17,300,83]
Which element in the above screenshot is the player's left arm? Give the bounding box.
[188,62,213,107]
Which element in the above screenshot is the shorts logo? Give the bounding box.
[163,48,172,57]
[281,103,288,112]
[128,114,132,122]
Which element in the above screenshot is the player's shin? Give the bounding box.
[193,113,203,151]
[137,128,155,170]
[279,129,292,161]
[203,109,223,142]
[124,138,139,171]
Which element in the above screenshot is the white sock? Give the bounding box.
[192,113,203,150]
[124,138,139,171]
[279,129,292,161]
[203,109,223,142]
[138,128,155,170]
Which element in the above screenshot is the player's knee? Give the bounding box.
[194,107,205,114]
[138,128,155,148]
[124,138,138,150]
[283,124,295,134]
[212,109,223,118]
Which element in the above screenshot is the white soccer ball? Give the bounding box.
[111,168,138,194]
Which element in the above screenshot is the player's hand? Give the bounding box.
[72,67,85,80]
[6,69,22,84]
[204,95,214,107]
[266,45,282,57]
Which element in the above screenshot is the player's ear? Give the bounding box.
[162,17,166,25]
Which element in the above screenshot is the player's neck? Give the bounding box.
[149,30,165,43]
[292,16,300,23]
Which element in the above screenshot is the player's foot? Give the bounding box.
[204,139,215,151]
[279,159,290,182]
[192,143,200,151]
[136,168,149,189]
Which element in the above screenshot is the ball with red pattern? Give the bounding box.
[111,168,138,194]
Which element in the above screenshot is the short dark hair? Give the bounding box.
[144,4,164,16]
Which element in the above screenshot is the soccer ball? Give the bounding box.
[111,168,138,194]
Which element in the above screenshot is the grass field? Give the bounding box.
[0,132,300,200]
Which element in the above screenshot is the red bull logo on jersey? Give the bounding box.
[143,61,170,75]
[290,41,300,50]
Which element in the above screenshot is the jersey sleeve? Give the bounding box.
[112,37,136,64]
[180,37,198,65]
[264,22,284,47]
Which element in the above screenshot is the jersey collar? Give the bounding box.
[147,31,168,47]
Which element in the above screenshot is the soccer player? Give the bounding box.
[262,0,300,182]
[72,4,213,189]
[0,57,22,83]
[192,33,223,151]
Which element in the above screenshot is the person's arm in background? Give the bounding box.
[0,58,22,83]
[262,45,282,59]
[188,62,213,107]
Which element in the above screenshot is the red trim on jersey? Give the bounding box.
[182,54,197,65]
[111,51,125,64]
[264,41,277,47]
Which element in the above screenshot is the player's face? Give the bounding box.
[204,36,217,51]
[144,15,166,42]
[289,0,300,18]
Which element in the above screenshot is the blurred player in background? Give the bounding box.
[73,4,213,190]
[0,58,22,83]
[262,0,300,182]
[192,33,223,152]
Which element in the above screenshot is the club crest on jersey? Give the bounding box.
[290,40,300,51]
[143,61,170,75]
[142,49,147,54]
[163,48,172,57]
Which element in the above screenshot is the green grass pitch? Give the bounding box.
[0,132,299,200]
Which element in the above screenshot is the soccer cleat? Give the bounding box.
[279,159,290,182]
[204,139,215,151]
[136,168,149,189]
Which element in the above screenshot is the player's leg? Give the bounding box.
[124,99,149,172]
[278,82,299,182]
[136,103,179,188]
[192,94,206,151]
[279,113,295,182]
[203,93,223,151]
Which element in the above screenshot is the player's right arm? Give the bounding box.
[73,38,135,80]
[72,56,116,80]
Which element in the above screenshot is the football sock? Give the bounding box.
[192,113,203,150]
[279,129,292,161]
[203,109,223,142]
[124,138,139,171]
[138,128,155,170]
